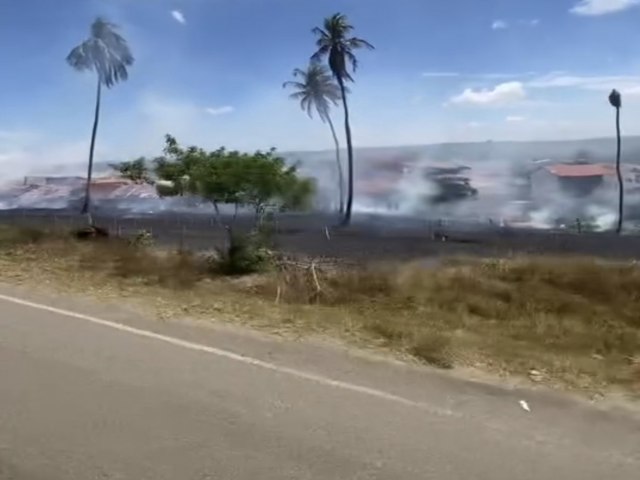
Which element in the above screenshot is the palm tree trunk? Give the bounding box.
[336,76,354,226]
[82,79,102,223]
[326,114,345,214]
[615,106,624,234]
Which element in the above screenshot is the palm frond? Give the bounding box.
[302,98,314,118]
[67,17,134,88]
[291,68,307,79]
[287,91,307,100]
[282,81,306,90]
[311,27,330,40]
[311,44,330,63]
[66,42,94,71]
[345,50,359,74]
[284,63,343,120]
[323,16,333,32]
[347,37,375,50]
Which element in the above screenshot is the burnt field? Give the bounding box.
[1,208,639,261]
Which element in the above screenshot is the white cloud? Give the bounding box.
[492,20,508,30]
[570,0,640,16]
[527,73,640,95]
[422,72,537,80]
[467,121,483,128]
[506,115,526,123]
[171,10,186,25]
[205,106,235,116]
[450,82,527,106]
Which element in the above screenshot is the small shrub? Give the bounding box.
[129,229,154,248]
[213,231,274,276]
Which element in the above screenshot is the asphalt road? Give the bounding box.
[0,288,638,480]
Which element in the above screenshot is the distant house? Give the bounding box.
[13,185,77,208]
[531,163,615,198]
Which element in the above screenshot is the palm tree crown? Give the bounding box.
[282,64,345,121]
[67,17,134,88]
[310,13,374,82]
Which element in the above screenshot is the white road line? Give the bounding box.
[4,292,637,464]
[0,292,457,418]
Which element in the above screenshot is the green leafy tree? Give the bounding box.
[67,17,134,219]
[153,136,315,274]
[109,157,152,184]
[153,136,315,227]
[283,64,346,213]
[311,13,374,225]
[609,89,624,234]
[154,134,208,197]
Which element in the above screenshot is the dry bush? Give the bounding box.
[257,261,396,305]
[0,226,213,289]
[0,225,59,247]
[409,332,454,369]
[253,257,640,382]
[105,243,204,288]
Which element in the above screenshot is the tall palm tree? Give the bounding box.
[609,89,624,234]
[311,13,374,225]
[283,64,347,213]
[67,17,134,220]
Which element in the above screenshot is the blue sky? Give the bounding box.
[2,0,640,173]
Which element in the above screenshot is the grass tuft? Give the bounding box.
[0,226,53,247]
[409,332,454,369]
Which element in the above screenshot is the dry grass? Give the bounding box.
[0,225,638,396]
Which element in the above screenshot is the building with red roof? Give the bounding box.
[532,162,616,198]
[543,164,614,178]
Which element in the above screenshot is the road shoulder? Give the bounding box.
[1,280,639,426]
